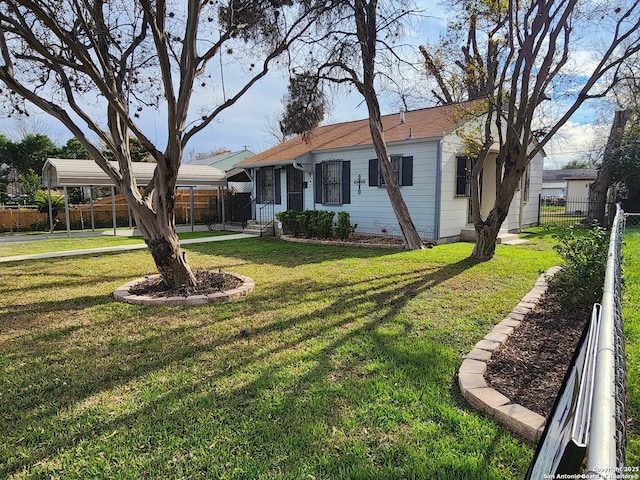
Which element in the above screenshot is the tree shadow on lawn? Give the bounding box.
[0,254,526,478]
[185,236,405,268]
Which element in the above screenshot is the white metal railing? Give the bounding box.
[585,204,627,479]
[526,204,628,479]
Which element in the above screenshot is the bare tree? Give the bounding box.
[422,0,640,260]
[588,109,630,225]
[0,0,332,287]
[280,0,424,250]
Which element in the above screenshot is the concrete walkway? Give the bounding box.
[0,232,253,263]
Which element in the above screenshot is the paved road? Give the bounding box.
[0,232,254,263]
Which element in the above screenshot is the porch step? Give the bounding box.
[243,221,275,236]
[459,228,530,246]
[497,233,530,246]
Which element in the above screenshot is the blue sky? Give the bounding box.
[0,2,606,169]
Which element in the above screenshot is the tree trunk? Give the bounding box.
[121,168,198,289]
[145,228,197,287]
[471,219,501,260]
[589,109,629,226]
[133,206,198,287]
[369,119,424,249]
[470,148,519,261]
[354,0,423,250]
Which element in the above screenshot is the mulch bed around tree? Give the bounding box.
[128,270,243,298]
[485,290,592,418]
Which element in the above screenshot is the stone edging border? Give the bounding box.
[113,273,255,306]
[458,266,561,443]
[279,234,405,249]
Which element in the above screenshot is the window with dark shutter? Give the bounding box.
[316,160,350,205]
[369,155,413,187]
[455,156,471,197]
[369,159,379,186]
[341,161,351,204]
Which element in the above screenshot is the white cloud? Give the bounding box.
[543,121,608,169]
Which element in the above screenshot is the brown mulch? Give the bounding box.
[485,290,592,418]
[128,270,242,298]
[340,233,405,245]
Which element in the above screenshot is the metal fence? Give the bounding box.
[538,195,616,228]
[585,204,627,478]
[625,212,640,228]
[527,205,628,479]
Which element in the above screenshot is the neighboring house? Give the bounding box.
[542,169,597,201]
[189,149,255,171]
[188,149,254,193]
[235,103,544,243]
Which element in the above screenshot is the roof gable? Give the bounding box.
[237,102,475,168]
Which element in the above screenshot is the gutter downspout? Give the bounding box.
[434,139,443,242]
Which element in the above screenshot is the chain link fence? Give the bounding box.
[625,212,640,228]
[586,204,627,478]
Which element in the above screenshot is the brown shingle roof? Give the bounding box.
[237,102,474,167]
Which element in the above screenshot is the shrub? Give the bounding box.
[334,212,357,240]
[276,209,335,238]
[276,210,302,236]
[201,211,219,230]
[549,226,609,309]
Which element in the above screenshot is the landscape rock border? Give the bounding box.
[113,273,255,306]
[458,266,561,443]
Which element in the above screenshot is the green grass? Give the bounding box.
[0,237,568,478]
[623,228,640,467]
[0,231,231,258]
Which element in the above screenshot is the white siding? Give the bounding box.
[566,178,592,199]
[438,135,470,240]
[308,140,440,240]
[521,153,544,227]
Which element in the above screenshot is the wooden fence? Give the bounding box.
[0,189,220,232]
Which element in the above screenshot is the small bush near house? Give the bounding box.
[277,209,336,239]
[335,211,357,240]
[276,210,302,236]
[276,210,357,240]
[549,225,609,309]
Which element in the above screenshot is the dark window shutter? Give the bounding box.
[315,163,323,204]
[255,169,262,204]
[401,156,413,186]
[455,156,469,197]
[341,161,351,204]
[368,159,379,186]
[274,168,281,204]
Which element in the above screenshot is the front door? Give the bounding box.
[286,165,304,211]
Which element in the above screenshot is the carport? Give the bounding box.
[42,158,228,237]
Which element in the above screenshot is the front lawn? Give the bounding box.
[1,238,561,478]
[623,228,640,467]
